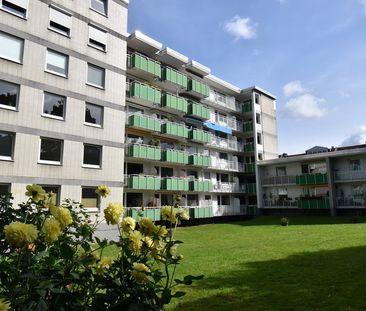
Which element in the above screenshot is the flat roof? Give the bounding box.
[241,86,277,100]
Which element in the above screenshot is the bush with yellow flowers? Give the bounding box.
[0,186,202,310]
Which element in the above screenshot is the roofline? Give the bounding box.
[128,31,163,51]
[241,86,277,100]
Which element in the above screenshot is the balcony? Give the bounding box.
[127,144,161,161]
[127,207,161,221]
[263,199,299,208]
[128,114,161,132]
[161,93,188,114]
[298,198,330,209]
[161,177,189,191]
[210,158,238,171]
[189,180,213,192]
[336,196,366,208]
[246,183,257,194]
[188,129,212,144]
[188,154,211,167]
[204,90,236,111]
[213,182,238,193]
[187,102,210,120]
[215,205,243,216]
[128,52,161,79]
[189,206,213,218]
[209,136,238,151]
[243,142,255,153]
[161,149,189,164]
[334,170,366,182]
[126,175,161,190]
[296,173,328,185]
[187,79,210,98]
[128,81,161,104]
[244,163,255,173]
[262,175,297,186]
[243,121,254,133]
[161,66,188,89]
[160,122,189,139]
[242,100,253,113]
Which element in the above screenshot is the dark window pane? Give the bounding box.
[40,138,62,162]
[85,103,103,125]
[49,21,70,36]
[43,92,65,117]
[81,187,99,209]
[0,184,10,195]
[90,0,107,15]
[2,1,26,18]
[0,80,19,108]
[83,145,101,166]
[0,132,14,158]
[87,64,105,87]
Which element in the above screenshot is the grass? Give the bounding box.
[166,216,366,311]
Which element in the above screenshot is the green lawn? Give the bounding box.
[167,216,366,311]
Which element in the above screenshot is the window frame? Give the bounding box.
[86,63,105,89]
[42,91,66,121]
[82,143,102,169]
[38,137,63,165]
[89,0,108,17]
[0,80,20,111]
[84,102,104,128]
[40,184,61,205]
[88,24,107,52]
[0,31,24,64]
[0,131,15,161]
[1,0,28,19]
[45,49,69,78]
[81,186,100,212]
[48,6,72,38]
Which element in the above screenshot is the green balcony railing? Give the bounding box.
[161,177,189,191]
[244,163,256,173]
[188,129,212,144]
[129,81,161,104]
[189,180,213,192]
[246,183,257,194]
[189,207,213,218]
[161,149,189,164]
[298,198,330,209]
[127,175,161,190]
[161,122,189,139]
[128,114,161,132]
[296,173,328,185]
[242,101,252,113]
[161,67,188,89]
[161,93,188,113]
[187,79,210,97]
[128,144,161,161]
[188,154,211,167]
[243,121,253,133]
[243,142,255,152]
[187,102,210,120]
[129,53,161,78]
[127,208,161,221]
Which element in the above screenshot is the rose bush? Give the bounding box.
[0,186,202,310]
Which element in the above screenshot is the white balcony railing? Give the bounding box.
[334,171,366,182]
[216,205,243,216]
[213,182,238,193]
[262,199,298,208]
[262,175,297,186]
[209,136,238,151]
[209,158,239,171]
[336,196,366,208]
[205,90,237,111]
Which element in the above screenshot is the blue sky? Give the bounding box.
[128,0,366,154]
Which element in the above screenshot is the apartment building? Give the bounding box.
[257,144,366,215]
[123,31,278,220]
[0,0,128,212]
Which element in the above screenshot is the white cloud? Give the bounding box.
[341,126,366,146]
[283,94,327,119]
[224,16,257,40]
[361,0,366,16]
[283,80,306,97]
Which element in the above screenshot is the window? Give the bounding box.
[41,185,60,205]
[255,93,260,105]
[257,133,262,145]
[0,184,11,195]
[87,63,105,88]
[258,153,263,161]
[350,159,361,171]
[256,113,261,124]
[49,7,72,37]
[39,138,63,164]
[0,31,24,63]
[43,92,66,119]
[88,24,107,51]
[0,80,19,110]
[276,167,287,176]
[90,0,107,16]
[1,0,27,18]
[0,131,14,160]
[85,103,103,126]
[81,187,99,212]
[46,49,69,77]
[83,144,102,168]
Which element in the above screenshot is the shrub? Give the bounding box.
[280,217,289,226]
[0,187,202,310]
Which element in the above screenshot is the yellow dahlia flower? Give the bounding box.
[121,217,136,232]
[4,221,38,248]
[104,203,124,225]
[141,236,153,251]
[96,257,113,274]
[176,208,190,223]
[95,185,111,198]
[129,230,142,253]
[42,218,61,243]
[130,262,150,283]
[25,184,46,202]
[53,207,73,229]
[154,225,168,239]
[0,299,10,311]
[139,217,155,236]
[161,206,176,224]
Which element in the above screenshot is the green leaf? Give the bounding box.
[172,291,186,298]
[60,243,74,260]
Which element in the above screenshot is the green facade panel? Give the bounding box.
[243,143,255,152]
[246,183,257,194]
[161,94,188,113]
[242,101,253,113]
[245,163,256,173]
[243,121,253,132]
[161,67,188,89]
[298,198,330,209]
[187,79,210,97]
[128,115,161,132]
[130,54,161,78]
[188,155,212,167]
[128,176,161,190]
[128,208,161,221]
[189,207,213,219]
[161,123,189,138]
[187,102,210,120]
[128,144,161,161]
[188,129,212,144]
[161,178,189,191]
[161,149,189,164]
[189,180,213,192]
[129,82,161,104]
[296,173,328,185]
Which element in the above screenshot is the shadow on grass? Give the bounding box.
[174,246,366,311]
